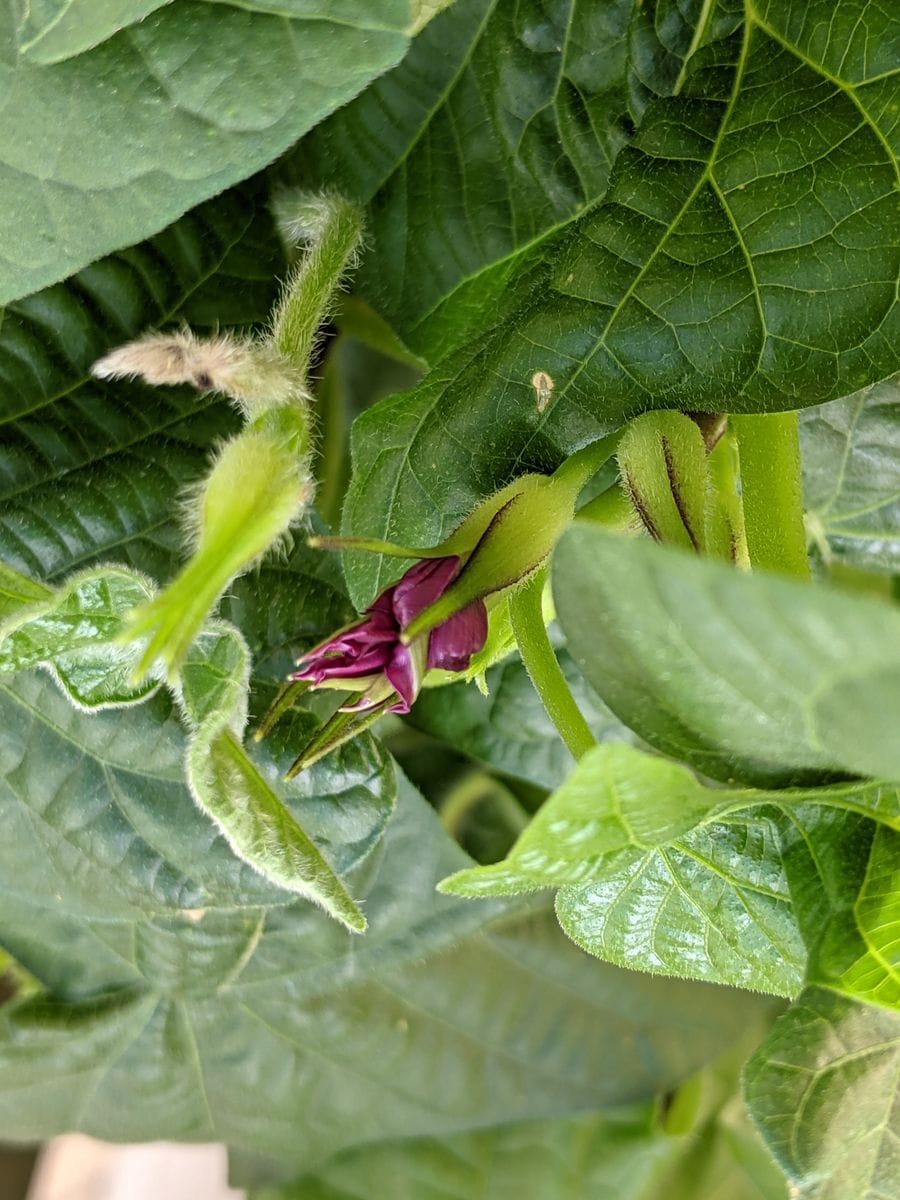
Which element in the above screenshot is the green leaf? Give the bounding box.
[0,775,771,1165]
[744,803,900,1195]
[0,2,415,302]
[778,806,900,1011]
[553,525,900,785]
[0,561,51,622]
[443,744,900,894]
[443,744,900,994]
[0,561,382,928]
[745,987,900,1200]
[290,0,645,356]
[0,182,281,586]
[340,0,900,602]
[802,373,900,574]
[409,632,640,790]
[252,1020,788,1199]
[250,1107,784,1200]
[0,565,158,706]
[0,657,393,915]
[179,623,370,931]
[14,0,170,64]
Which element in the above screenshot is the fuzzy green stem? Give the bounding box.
[272,194,364,381]
[731,412,810,579]
[550,433,620,494]
[576,483,636,530]
[509,570,595,761]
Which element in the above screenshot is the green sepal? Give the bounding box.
[617,412,710,552]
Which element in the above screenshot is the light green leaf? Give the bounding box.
[442,744,875,995]
[14,0,170,64]
[340,0,900,603]
[0,561,50,622]
[0,775,771,1165]
[554,525,900,785]
[443,745,900,895]
[0,2,414,302]
[745,987,900,1200]
[0,566,158,706]
[802,374,900,574]
[179,623,370,932]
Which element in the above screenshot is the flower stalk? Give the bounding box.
[92,192,364,680]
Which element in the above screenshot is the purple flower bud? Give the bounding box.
[290,554,488,713]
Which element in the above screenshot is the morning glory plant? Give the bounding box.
[1,3,898,1197]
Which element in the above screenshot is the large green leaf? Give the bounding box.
[14,0,170,63]
[0,1,422,302]
[801,374,900,574]
[745,987,900,1200]
[0,182,281,586]
[291,0,654,357]
[340,0,900,602]
[743,803,900,1196]
[251,1099,786,1200]
[553,525,900,785]
[0,658,393,924]
[0,773,769,1166]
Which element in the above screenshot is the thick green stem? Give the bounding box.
[576,483,635,531]
[731,412,810,579]
[550,432,620,493]
[272,194,364,382]
[509,570,595,761]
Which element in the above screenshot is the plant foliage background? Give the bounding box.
[0,0,898,1196]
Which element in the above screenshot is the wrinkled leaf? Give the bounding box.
[0,775,770,1166]
[340,0,900,602]
[0,563,383,928]
[554,525,900,785]
[291,0,644,356]
[0,565,158,706]
[0,2,416,301]
[443,745,900,896]
[0,182,280,585]
[801,374,900,574]
[745,987,900,1200]
[0,661,393,922]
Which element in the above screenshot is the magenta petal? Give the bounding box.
[391,556,459,627]
[427,599,488,671]
[384,644,418,713]
[291,644,393,682]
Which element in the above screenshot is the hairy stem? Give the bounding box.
[731,412,810,579]
[272,194,364,383]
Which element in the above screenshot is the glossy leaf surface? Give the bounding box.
[554,526,900,785]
